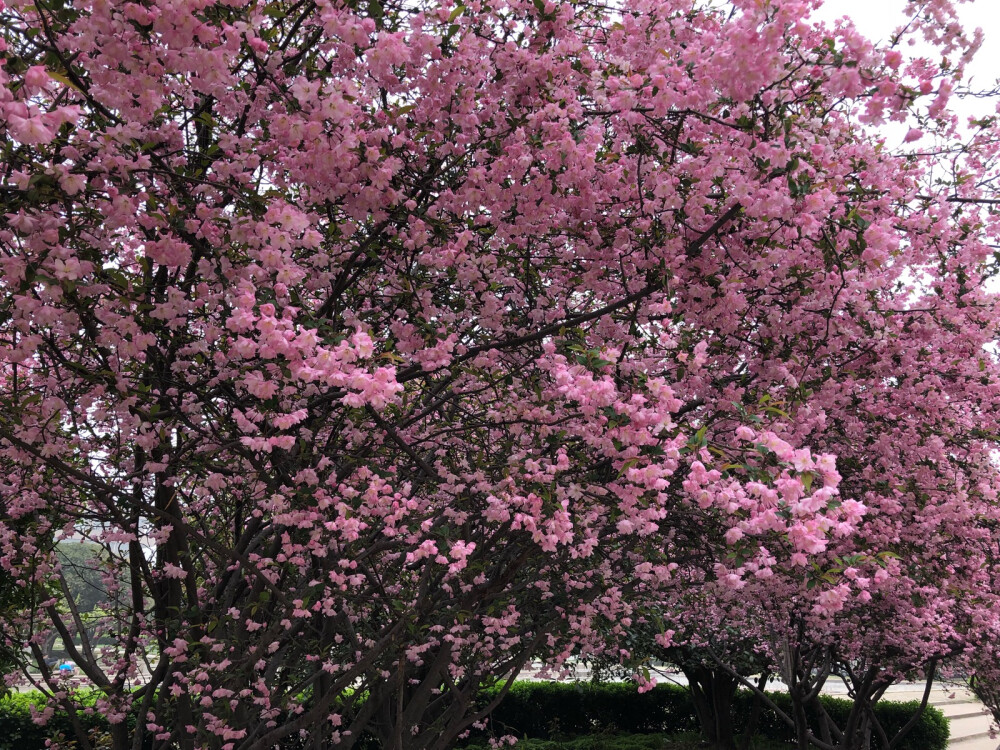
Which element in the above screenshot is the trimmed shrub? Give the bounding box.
[0,691,154,750]
[729,692,948,750]
[0,691,105,750]
[461,732,794,750]
[478,682,698,739]
[472,682,948,750]
[0,682,948,750]
[462,734,674,750]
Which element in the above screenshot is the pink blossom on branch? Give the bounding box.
[0,0,999,749]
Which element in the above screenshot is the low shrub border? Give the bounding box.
[0,681,948,750]
[461,733,796,750]
[476,682,699,740]
[0,690,121,750]
[730,690,949,750]
[472,682,948,750]
[461,733,703,750]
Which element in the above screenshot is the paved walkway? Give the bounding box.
[881,684,995,750]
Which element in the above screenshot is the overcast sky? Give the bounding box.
[807,1,1000,146]
[812,0,999,90]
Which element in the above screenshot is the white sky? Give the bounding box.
[813,0,1000,90]
[807,2,1000,299]
[809,1,1000,145]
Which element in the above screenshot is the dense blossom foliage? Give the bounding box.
[1,0,1000,748]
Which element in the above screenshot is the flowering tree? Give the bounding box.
[1,0,999,748]
[591,1,1000,744]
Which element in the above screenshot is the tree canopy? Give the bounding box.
[1,0,1000,749]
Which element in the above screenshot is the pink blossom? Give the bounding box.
[0,2,996,747]
[7,115,53,145]
[23,65,50,91]
[161,563,186,580]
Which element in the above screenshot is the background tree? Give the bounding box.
[55,541,114,616]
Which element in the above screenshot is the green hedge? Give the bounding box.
[473,682,948,750]
[462,734,678,750]
[479,682,699,739]
[730,691,949,750]
[462,733,796,750]
[0,691,106,750]
[0,682,948,750]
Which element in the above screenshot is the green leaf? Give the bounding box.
[262,1,285,17]
[47,69,83,92]
[618,457,641,477]
[694,425,707,444]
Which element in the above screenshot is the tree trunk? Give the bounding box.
[793,693,811,750]
[111,721,131,750]
[684,665,738,750]
[737,672,771,750]
[837,708,870,750]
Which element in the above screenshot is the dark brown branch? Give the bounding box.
[397,202,743,384]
